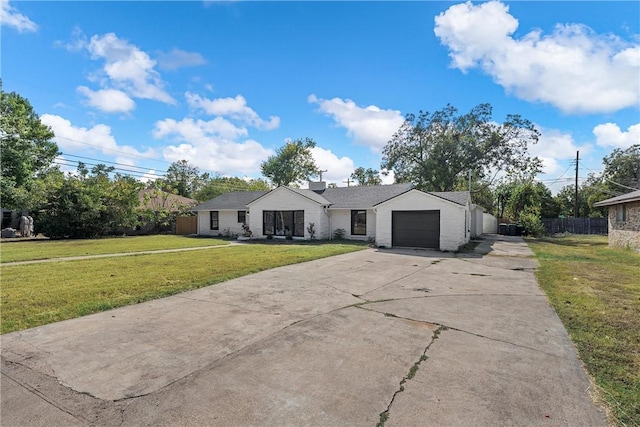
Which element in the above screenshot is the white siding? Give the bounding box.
[329,209,376,241]
[247,188,330,239]
[375,190,469,251]
[196,210,245,236]
[471,206,484,238]
[483,213,498,234]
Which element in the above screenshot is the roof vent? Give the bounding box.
[308,181,327,191]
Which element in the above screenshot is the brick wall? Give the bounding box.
[608,200,640,252]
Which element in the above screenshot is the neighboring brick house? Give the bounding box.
[593,189,640,252]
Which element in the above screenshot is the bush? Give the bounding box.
[519,211,545,237]
[333,228,345,240]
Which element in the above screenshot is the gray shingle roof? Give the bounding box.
[428,191,471,206]
[192,191,267,211]
[320,183,413,209]
[192,185,470,211]
[593,189,640,207]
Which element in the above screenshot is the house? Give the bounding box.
[593,189,640,252]
[191,182,474,251]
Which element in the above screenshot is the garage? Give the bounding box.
[392,210,440,249]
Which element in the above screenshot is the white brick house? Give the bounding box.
[192,183,473,251]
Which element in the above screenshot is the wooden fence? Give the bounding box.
[541,217,607,235]
[175,216,197,235]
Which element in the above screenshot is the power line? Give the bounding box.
[60,153,170,174]
[53,135,171,165]
[54,159,164,179]
[579,164,639,191]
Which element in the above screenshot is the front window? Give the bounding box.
[210,211,219,230]
[351,210,367,235]
[238,211,247,224]
[616,205,627,222]
[263,210,304,237]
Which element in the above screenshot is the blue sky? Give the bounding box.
[2,0,639,193]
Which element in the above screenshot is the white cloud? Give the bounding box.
[0,0,37,32]
[185,92,280,130]
[40,114,156,162]
[380,169,395,185]
[434,1,640,114]
[530,127,590,176]
[153,117,273,175]
[593,122,640,149]
[308,94,404,152]
[156,48,206,70]
[310,146,355,186]
[71,32,176,106]
[77,86,136,113]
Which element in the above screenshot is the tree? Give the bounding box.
[38,163,142,238]
[260,138,319,187]
[160,160,209,198]
[193,176,271,201]
[350,167,382,186]
[0,83,59,209]
[381,104,542,192]
[601,144,640,190]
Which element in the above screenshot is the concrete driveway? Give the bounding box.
[1,235,608,426]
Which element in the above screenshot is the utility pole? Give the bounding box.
[574,150,579,218]
[468,170,472,192]
[318,169,327,182]
[343,177,352,187]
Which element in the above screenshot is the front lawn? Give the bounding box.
[0,243,366,334]
[527,235,639,427]
[0,235,228,263]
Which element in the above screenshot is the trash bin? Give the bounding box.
[499,223,508,235]
[516,225,524,236]
[508,224,517,236]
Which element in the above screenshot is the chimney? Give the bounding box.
[308,181,327,191]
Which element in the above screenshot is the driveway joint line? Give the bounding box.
[360,262,437,298]
[358,305,575,361]
[1,364,94,424]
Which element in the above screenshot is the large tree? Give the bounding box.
[381,104,542,192]
[0,84,59,209]
[193,176,271,201]
[350,167,382,186]
[601,144,640,191]
[260,138,319,187]
[160,160,209,198]
[38,163,142,239]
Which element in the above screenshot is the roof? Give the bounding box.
[138,189,198,212]
[429,191,471,206]
[593,189,640,207]
[192,184,472,211]
[192,191,267,211]
[321,183,413,209]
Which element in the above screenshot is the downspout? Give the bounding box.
[324,206,332,240]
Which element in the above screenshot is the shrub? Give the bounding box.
[519,211,545,237]
[333,228,345,240]
[306,222,316,240]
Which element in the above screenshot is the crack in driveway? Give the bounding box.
[376,326,446,427]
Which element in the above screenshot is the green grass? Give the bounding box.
[0,235,229,263]
[0,243,366,334]
[527,235,640,427]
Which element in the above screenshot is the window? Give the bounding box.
[616,204,627,222]
[238,211,247,224]
[263,210,304,237]
[210,211,219,230]
[351,210,367,235]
